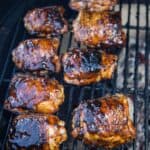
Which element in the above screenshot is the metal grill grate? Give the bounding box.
[0,0,149,149]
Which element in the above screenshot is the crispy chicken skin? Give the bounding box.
[71,94,136,149]
[73,11,126,48]
[24,6,68,37]
[70,0,118,11]
[4,74,64,114]
[62,48,117,85]
[12,38,61,74]
[6,114,67,150]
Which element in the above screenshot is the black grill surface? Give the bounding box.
[0,0,149,150]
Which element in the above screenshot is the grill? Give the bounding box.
[0,0,149,149]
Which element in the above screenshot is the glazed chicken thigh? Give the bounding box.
[24,6,68,37]
[62,48,117,85]
[4,74,64,114]
[12,38,61,74]
[71,94,136,149]
[6,114,67,150]
[73,10,126,49]
[70,0,118,11]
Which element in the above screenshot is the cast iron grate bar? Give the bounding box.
[0,1,30,85]
[133,0,141,149]
[1,67,17,150]
[71,87,85,150]
[122,25,150,30]
[144,0,150,149]
[0,21,21,85]
[0,18,23,124]
[0,26,29,150]
[123,0,131,92]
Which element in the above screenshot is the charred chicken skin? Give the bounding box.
[71,94,136,149]
[4,74,64,114]
[6,114,67,150]
[24,6,68,37]
[62,48,117,85]
[73,11,126,48]
[70,0,118,12]
[12,38,61,74]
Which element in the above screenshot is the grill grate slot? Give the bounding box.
[0,0,149,149]
[133,1,140,150]
[123,0,131,91]
[144,0,150,149]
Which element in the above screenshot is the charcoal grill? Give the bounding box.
[0,0,149,149]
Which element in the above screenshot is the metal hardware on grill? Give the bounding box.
[0,0,149,150]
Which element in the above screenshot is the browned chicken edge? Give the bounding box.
[62,48,118,85]
[71,94,136,149]
[6,114,67,150]
[4,73,64,114]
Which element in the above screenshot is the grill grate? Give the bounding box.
[0,0,149,150]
